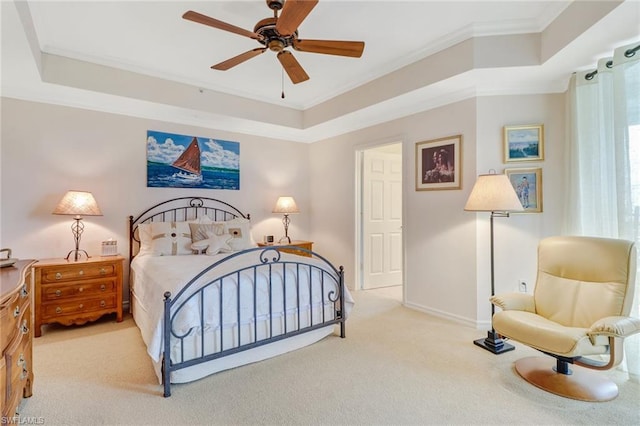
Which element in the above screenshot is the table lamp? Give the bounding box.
[272,196,299,244]
[53,190,103,261]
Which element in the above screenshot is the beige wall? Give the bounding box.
[1,92,566,327]
[0,98,310,298]
[309,93,565,327]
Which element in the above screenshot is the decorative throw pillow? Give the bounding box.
[222,217,256,251]
[189,222,224,242]
[149,221,192,255]
[204,233,234,255]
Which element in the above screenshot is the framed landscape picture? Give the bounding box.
[503,124,544,162]
[415,134,462,191]
[146,130,240,190]
[505,167,543,213]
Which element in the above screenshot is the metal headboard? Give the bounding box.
[128,196,249,262]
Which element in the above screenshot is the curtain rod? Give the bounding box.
[584,44,639,81]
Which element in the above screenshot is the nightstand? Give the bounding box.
[33,255,124,337]
[257,240,313,257]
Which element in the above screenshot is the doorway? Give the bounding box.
[356,143,403,294]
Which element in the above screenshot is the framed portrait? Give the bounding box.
[503,124,544,163]
[415,135,462,191]
[505,167,543,213]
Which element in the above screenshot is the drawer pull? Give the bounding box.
[100,268,106,275]
[78,287,84,292]
[21,285,28,298]
[55,289,62,297]
[17,353,25,366]
[79,304,84,309]
[79,270,84,276]
[55,272,62,280]
[21,367,28,381]
[100,300,106,308]
[55,307,62,314]
[13,305,20,317]
[21,319,29,334]
[100,284,106,291]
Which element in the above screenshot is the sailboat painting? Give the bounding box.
[146,130,240,190]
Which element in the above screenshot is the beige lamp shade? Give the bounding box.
[53,190,103,218]
[464,173,524,212]
[272,196,300,214]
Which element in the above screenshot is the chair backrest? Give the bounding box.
[534,236,637,327]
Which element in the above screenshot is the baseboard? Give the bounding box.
[403,301,487,329]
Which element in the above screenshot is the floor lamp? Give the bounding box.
[53,190,103,261]
[465,171,523,354]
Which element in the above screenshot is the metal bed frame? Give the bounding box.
[128,197,346,397]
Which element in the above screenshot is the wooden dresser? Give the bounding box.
[257,240,313,257]
[33,256,124,337]
[1,259,36,419]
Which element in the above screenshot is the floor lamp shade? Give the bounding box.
[272,196,299,244]
[465,173,523,354]
[53,190,103,261]
[464,173,524,213]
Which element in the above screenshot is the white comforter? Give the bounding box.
[130,251,353,364]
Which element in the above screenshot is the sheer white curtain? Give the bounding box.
[565,41,640,380]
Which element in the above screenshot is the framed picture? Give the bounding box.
[415,135,462,191]
[505,167,543,213]
[146,130,240,190]
[503,124,544,162]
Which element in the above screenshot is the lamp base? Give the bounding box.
[474,331,515,354]
[65,249,90,262]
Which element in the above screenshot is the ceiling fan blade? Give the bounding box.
[293,39,365,58]
[277,51,309,84]
[275,0,319,36]
[212,48,267,71]
[183,10,263,41]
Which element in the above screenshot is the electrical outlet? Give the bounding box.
[518,280,527,293]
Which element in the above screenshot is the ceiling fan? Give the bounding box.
[183,0,365,85]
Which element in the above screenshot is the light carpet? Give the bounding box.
[20,287,640,425]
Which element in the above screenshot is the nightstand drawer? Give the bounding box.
[40,263,116,283]
[41,278,116,301]
[42,295,116,318]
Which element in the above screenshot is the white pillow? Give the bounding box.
[149,221,192,255]
[137,223,153,256]
[222,217,256,251]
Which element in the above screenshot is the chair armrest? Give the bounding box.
[489,293,535,312]
[588,316,640,343]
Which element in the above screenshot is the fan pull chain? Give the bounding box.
[281,68,285,99]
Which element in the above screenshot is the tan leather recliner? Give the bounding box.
[490,236,640,401]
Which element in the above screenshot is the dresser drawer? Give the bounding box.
[41,278,116,301]
[39,263,116,283]
[0,287,29,351]
[0,356,6,411]
[5,322,31,405]
[42,294,116,319]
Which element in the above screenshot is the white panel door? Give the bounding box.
[362,149,403,289]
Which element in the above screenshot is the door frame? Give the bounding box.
[355,139,406,298]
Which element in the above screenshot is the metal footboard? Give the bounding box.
[161,246,345,397]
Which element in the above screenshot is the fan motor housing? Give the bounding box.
[254,17,297,51]
[266,0,284,11]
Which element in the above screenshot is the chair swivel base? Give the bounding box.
[515,356,619,402]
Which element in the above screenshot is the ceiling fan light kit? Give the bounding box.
[183,0,365,87]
